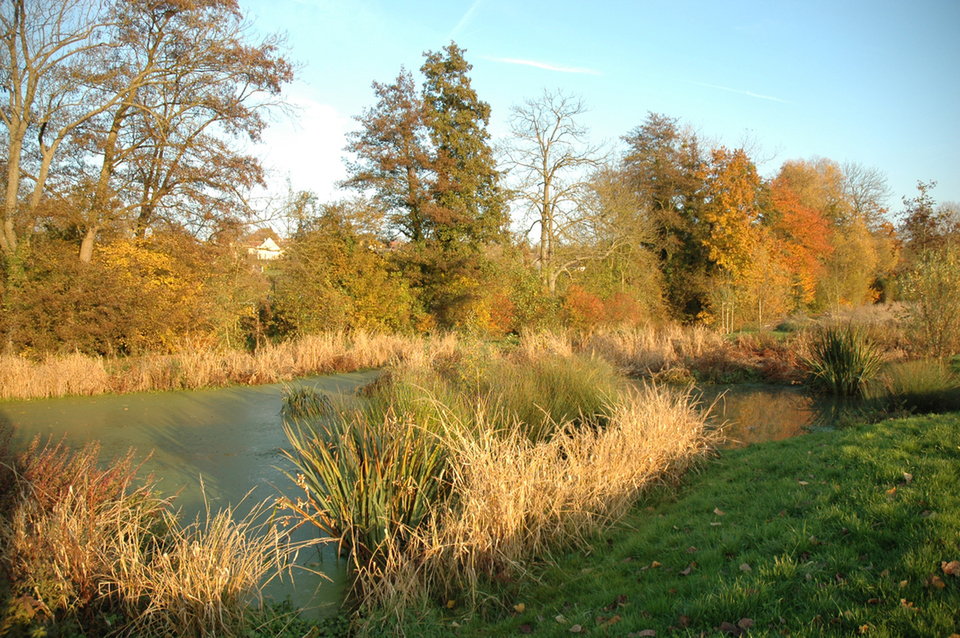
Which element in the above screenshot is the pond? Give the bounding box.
[0,375,851,615]
[0,370,380,616]
[691,383,854,447]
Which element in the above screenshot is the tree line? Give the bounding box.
[1,12,956,356]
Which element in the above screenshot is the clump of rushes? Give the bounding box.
[282,385,334,419]
[868,359,960,414]
[280,409,449,571]
[802,325,884,396]
[280,345,716,622]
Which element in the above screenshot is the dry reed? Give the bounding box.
[0,332,449,401]
[351,384,717,621]
[0,439,303,637]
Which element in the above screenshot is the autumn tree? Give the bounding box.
[767,177,834,308]
[342,43,505,327]
[500,89,607,295]
[0,0,293,262]
[620,112,707,320]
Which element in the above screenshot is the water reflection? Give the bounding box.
[692,384,855,448]
[0,371,380,615]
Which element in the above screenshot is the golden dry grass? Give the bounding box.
[350,383,717,621]
[0,439,303,637]
[0,332,448,401]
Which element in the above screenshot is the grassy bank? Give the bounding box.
[402,412,960,637]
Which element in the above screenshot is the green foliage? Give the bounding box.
[802,325,884,396]
[272,205,417,335]
[901,244,960,362]
[281,410,450,568]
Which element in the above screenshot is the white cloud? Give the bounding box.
[450,0,483,39]
[256,85,352,203]
[484,56,602,75]
[692,81,792,104]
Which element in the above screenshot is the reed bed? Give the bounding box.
[578,326,725,376]
[280,346,718,625]
[0,438,301,637]
[0,332,446,401]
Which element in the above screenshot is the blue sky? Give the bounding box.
[244,0,960,219]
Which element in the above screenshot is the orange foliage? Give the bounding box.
[562,285,606,333]
[769,178,835,306]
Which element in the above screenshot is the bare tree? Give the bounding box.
[501,89,607,294]
[0,0,115,254]
[842,161,891,228]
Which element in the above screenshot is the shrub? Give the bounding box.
[280,410,449,571]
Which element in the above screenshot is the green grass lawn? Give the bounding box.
[397,413,960,637]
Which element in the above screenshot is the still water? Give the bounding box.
[0,371,380,616]
[692,383,850,447]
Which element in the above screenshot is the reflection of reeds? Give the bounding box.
[0,438,299,636]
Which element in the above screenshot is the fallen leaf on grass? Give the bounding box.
[886,487,897,500]
[514,603,525,613]
[628,631,656,637]
[714,507,726,516]
[880,569,889,578]
[858,624,871,634]
[678,615,691,628]
[569,624,583,633]
[739,563,753,573]
[519,624,533,634]
[866,597,880,604]
[924,574,946,589]
[942,560,960,576]
[720,620,742,635]
[604,594,627,610]
[555,614,567,624]
[687,546,698,553]
[650,561,661,569]
[711,522,722,526]
[900,580,909,588]
[738,618,755,629]
[903,472,913,484]
[446,600,456,609]
[680,561,696,576]
[798,480,809,486]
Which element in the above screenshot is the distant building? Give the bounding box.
[245,228,284,260]
[253,236,283,260]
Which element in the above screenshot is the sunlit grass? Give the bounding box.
[413,412,960,637]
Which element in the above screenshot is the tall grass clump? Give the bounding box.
[866,359,960,415]
[0,437,298,637]
[280,410,449,571]
[280,344,717,623]
[801,324,884,396]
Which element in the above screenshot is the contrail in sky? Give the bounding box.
[450,0,483,39]
[485,57,602,75]
[693,81,792,104]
